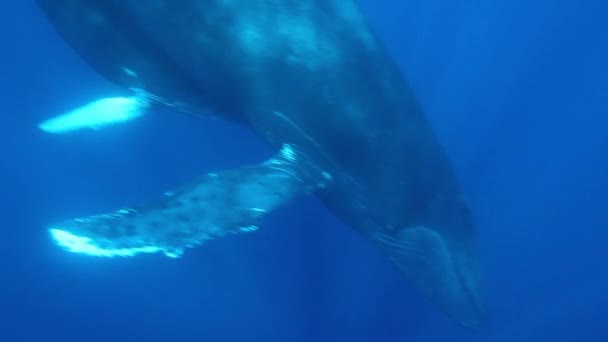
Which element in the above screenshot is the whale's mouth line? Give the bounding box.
[48,228,178,258]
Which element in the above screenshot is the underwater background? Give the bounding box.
[1,1,607,341]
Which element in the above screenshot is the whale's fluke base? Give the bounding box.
[48,145,331,258]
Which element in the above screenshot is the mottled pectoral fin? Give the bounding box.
[371,225,485,328]
[49,144,331,258]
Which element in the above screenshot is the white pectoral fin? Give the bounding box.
[38,95,150,134]
[46,144,331,259]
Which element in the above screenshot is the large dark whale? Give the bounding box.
[36,0,484,327]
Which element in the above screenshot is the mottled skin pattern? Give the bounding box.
[53,145,329,258]
[38,0,484,327]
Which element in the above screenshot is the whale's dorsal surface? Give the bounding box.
[37,0,484,327]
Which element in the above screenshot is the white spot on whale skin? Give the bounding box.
[277,14,340,70]
[121,67,138,78]
[237,22,268,57]
[239,225,259,233]
[38,96,148,134]
[233,8,340,70]
[49,228,169,258]
[280,144,297,161]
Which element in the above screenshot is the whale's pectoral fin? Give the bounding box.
[370,205,485,328]
[38,89,153,134]
[49,144,331,258]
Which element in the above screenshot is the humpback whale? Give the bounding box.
[36,0,484,327]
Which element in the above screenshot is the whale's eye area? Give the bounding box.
[48,228,171,258]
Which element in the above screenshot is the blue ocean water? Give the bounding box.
[1,1,607,341]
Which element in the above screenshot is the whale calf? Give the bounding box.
[36,0,484,327]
